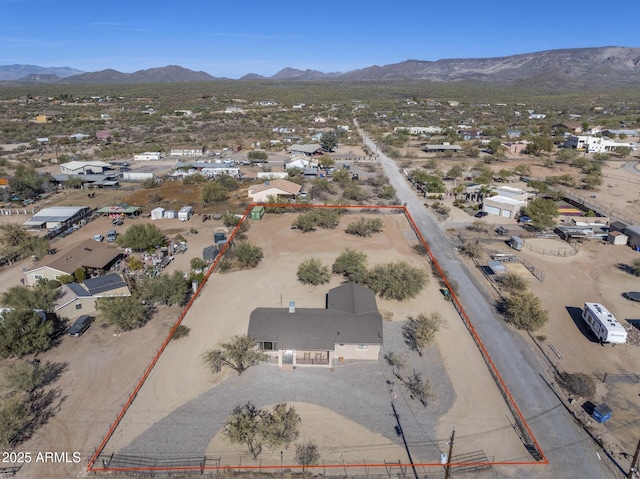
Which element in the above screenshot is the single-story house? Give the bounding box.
[23,206,92,230]
[170,147,202,157]
[482,195,527,219]
[285,158,317,170]
[52,173,120,189]
[95,130,113,141]
[172,161,239,178]
[422,144,462,153]
[248,178,302,203]
[61,161,112,175]
[248,283,383,367]
[506,129,522,139]
[24,239,122,286]
[287,144,323,156]
[134,152,162,161]
[54,273,130,319]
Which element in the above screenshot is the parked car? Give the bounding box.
[112,217,124,226]
[518,215,532,223]
[474,211,489,218]
[68,315,92,337]
[93,234,103,242]
[106,230,117,242]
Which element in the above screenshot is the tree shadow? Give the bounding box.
[565,306,599,343]
[582,400,596,416]
[39,361,68,388]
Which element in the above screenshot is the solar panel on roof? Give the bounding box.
[83,274,127,295]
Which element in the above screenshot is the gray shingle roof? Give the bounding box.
[248,283,383,351]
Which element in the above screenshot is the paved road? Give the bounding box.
[355,120,620,479]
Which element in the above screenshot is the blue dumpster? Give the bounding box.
[592,403,612,424]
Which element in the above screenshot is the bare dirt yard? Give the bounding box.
[94,212,530,477]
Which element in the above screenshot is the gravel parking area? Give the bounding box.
[119,321,454,464]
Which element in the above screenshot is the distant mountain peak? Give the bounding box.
[2,47,640,86]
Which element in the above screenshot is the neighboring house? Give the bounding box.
[35,114,47,123]
[482,195,526,219]
[247,178,302,202]
[69,133,90,141]
[134,152,162,161]
[602,129,639,138]
[458,129,483,140]
[529,113,546,119]
[95,130,113,141]
[563,135,636,153]
[506,129,522,139]
[52,174,120,189]
[24,239,122,286]
[393,126,442,135]
[172,161,239,178]
[422,143,462,153]
[287,144,323,156]
[225,106,243,114]
[54,273,130,319]
[23,206,91,229]
[170,147,202,156]
[248,283,383,367]
[285,157,317,170]
[552,122,582,133]
[60,161,112,175]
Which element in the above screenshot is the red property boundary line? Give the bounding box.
[87,204,547,473]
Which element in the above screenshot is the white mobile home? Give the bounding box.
[582,303,627,344]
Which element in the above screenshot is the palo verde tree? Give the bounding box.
[402,313,442,356]
[320,130,338,152]
[203,335,267,376]
[96,296,147,331]
[502,291,549,331]
[1,280,60,313]
[0,309,53,358]
[117,223,167,252]
[523,198,559,230]
[345,217,384,237]
[366,261,427,301]
[223,402,301,458]
[137,270,189,306]
[297,257,331,285]
[332,248,368,284]
[0,223,50,261]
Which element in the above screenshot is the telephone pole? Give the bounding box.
[627,436,640,479]
[444,428,456,479]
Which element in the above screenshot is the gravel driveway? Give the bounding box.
[118,321,454,463]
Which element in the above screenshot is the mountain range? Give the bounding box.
[1,47,640,87]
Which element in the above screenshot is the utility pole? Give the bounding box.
[444,428,456,479]
[627,436,640,479]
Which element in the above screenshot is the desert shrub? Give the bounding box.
[558,372,596,398]
[345,217,384,237]
[366,261,427,301]
[292,209,341,232]
[332,248,368,283]
[502,292,548,331]
[171,324,190,340]
[297,258,331,285]
[233,242,263,268]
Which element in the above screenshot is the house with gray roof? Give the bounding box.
[248,283,383,367]
[54,273,130,319]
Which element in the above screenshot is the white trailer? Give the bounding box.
[582,302,627,344]
[178,206,193,222]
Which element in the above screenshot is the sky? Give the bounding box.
[1,0,638,79]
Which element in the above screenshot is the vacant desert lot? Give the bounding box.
[100,212,529,473]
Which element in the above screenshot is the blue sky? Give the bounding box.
[1,0,637,78]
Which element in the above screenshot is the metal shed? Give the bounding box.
[607,231,628,245]
[625,225,640,249]
[251,206,265,220]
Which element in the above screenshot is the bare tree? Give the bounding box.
[203,335,267,375]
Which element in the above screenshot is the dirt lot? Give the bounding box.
[84,213,526,475]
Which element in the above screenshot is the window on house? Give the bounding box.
[259,341,276,351]
[358,344,368,350]
[75,303,82,310]
[34,275,43,281]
